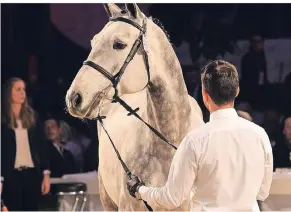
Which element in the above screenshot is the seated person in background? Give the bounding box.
[273,115,291,169]
[237,110,253,122]
[262,109,281,147]
[60,119,74,143]
[236,101,263,125]
[65,127,91,172]
[282,73,291,115]
[44,116,78,177]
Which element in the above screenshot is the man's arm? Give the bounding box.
[257,130,273,201]
[138,135,199,210]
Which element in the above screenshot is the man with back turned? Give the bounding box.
[127,60,273,211]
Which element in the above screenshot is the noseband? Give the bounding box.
[83,16,176,211]
[83,16,150,97]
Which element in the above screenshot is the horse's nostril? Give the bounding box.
[71,92,83,109]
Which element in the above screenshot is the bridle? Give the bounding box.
[83,16,150,98]
[83,16,177,211]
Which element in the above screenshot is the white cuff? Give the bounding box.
[138,185,150,200]
[1,176,3,182]
[138,185,148,193]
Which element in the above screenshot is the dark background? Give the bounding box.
[1,3,291,132]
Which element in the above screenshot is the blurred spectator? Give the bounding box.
[240,34,268,109]
[273,115,291,169]
[44,116,78,177]
[282,72,291,115]
[43,111,74,143]
[236,101,263,125]
[236,101,252,113]
[60,120,74,143]
[262,109,281,147]
[65,127,92,172]
[237,110,253,122]
[1,77,50,211]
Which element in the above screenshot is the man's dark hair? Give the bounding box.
[44,115,61,128]
[201,60,239,106]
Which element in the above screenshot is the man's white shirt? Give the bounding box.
[139,108,273,211]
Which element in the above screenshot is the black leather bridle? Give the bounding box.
[83,16,177,211]
[83,17,150,98]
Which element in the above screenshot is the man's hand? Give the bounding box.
[41,174,50,195]
[126,174,144,199]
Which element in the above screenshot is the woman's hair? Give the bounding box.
[2,77,35,129]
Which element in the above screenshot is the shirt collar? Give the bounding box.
[210,108,238,122]
[53,143,64,155]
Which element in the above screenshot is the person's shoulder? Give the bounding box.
[237,117,267,136]
[181,123,213,154]
[186,122,211,142]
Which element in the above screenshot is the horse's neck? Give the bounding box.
[145,19,192,146]
[146,80,191,147]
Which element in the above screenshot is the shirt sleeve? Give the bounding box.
[257,130,273,201]
[138,135,199,210]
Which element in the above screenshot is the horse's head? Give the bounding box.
[66,4,150,119]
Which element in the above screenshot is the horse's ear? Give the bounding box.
[125,3,143,19]
[103,3,122,18]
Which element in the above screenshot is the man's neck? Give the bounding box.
[12,104,22,119]
[209,103,234,114]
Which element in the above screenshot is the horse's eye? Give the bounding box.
[113,42,127,50]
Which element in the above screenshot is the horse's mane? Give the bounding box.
[150,17,171,43]
[117,8,171,43]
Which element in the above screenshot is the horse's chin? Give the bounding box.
[66,100,101,120]
[66,106,94,120]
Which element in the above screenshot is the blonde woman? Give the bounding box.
[1,77,50,211]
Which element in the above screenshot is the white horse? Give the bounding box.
[66,3,204,211]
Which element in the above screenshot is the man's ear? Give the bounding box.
[236,87,240,97]
[201,87,210,110]
[202,88,208,101]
